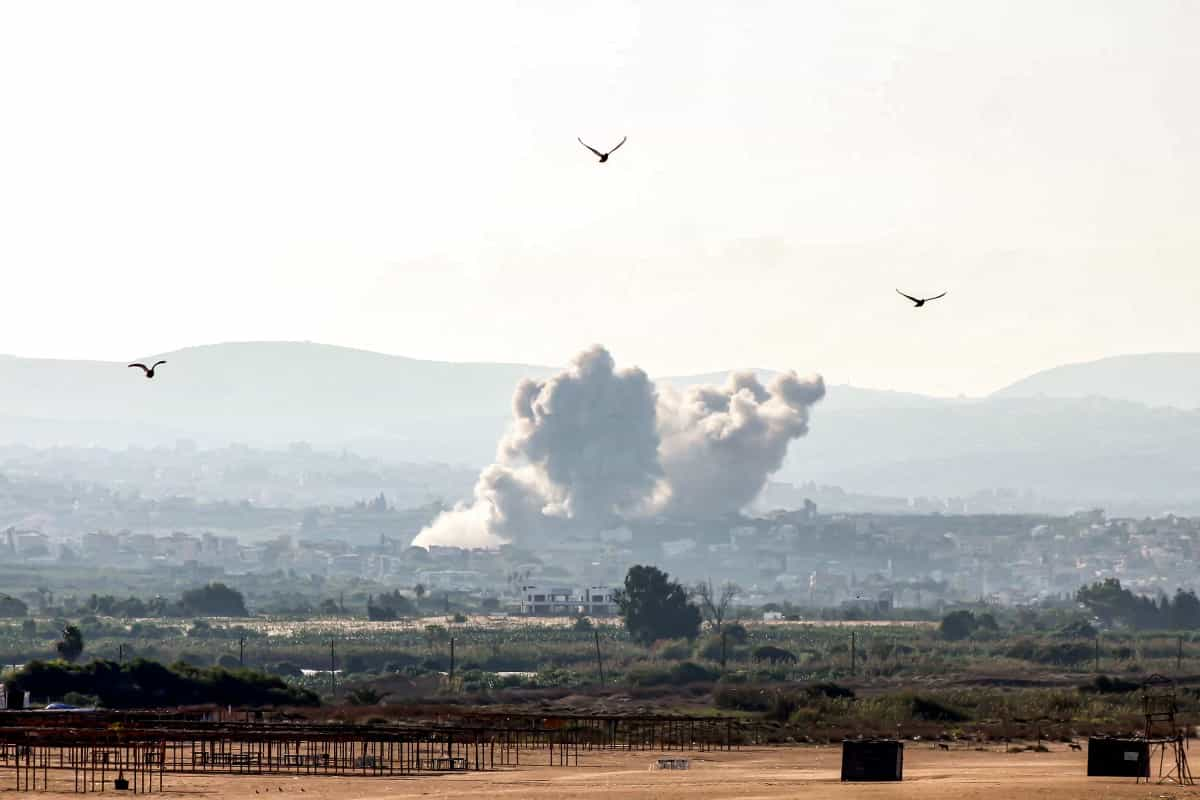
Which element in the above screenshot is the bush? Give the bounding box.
[653,639,693,661]
[806,682,855,700]
[939,610,977,641]
[752,645,798,664]
[714,684,772,712]
[9,659,318,708]
[629,661,718,687]
[766,691,803,722]
[62,692,100,708]
[911,695,968,722]
[1079,675,1140,694]
[573,616,594,633]
[723,623,749,644]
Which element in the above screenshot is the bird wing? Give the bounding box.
[577,137,604,158]
[128,363,149,373]
[925,292,947,302]
[895,289,921,304]
[152,360,167,368]
[607,136,627,154]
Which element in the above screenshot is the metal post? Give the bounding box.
[1178,636,1183,674]
[239,637,245,667]
[330,640,336,699]
[721,630,728,671]
[1095,636,1100,673]
[850,631,856,676]
[449,637,455,688]
[594,630,605,685]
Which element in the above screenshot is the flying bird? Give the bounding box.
[128,360,167,378]
[896,289,946,308]
[577,136,626,163]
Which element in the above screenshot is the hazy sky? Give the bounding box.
[1,1,1197,396]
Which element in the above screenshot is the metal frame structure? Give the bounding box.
[1139,673,1194,786]
[0,709,754,793]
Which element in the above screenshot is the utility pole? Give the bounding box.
[1178,636,1183,675]
[449,637,455,688]
[594,630,605,685]
[850,631,856,676]
[720,630,728,671]
[118,644,124,665]
[239,637,245,667]
[329,640,336,699]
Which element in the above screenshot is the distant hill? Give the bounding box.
[0,342,940,463]
[3,341,1200,511]
[993,353,1200,409]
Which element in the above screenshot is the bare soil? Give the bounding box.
[14,744,1198,800]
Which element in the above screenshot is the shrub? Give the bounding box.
[723,623,749,645]
[714,685,772,712]
[911,695,968,722]
[9,659,318,708]
[1079,675,1140,694]
[766,691,803,722]
[939,610,977,641]
[629,661,718,687]
[752,645,798,664]
[653,639,693,661]
[806,682,855,700]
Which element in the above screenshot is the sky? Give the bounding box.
[1,0,1197,397]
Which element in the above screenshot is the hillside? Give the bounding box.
[993,353,1200,409]
[2,342,1200,511]
[0,342,936,462]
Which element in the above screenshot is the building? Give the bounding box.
[520,585,618,616]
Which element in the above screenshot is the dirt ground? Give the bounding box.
[14,745,1200,800]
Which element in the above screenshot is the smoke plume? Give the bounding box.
[412,346,824,549]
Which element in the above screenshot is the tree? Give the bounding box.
[414,583,427,602]
[939,610,977,641]
[616,565,702,645]
[180,583,248,617]
[345,687,388,706]
[1172,589,1200,629]
[693,579,740,633]
[0,593,28,618]
[367,590,415,621]
[56,625,84,662]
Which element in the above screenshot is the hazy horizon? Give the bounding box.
[4,337,1200,400]
[2,1,1198,397]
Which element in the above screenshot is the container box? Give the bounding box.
[1086,737,1149,778]
[841,739,904,781]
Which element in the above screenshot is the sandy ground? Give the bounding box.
[12,745,1200,800]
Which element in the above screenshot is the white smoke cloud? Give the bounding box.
[412,347,824,549]
[655,371,825,518]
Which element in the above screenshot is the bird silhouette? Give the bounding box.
[127,360,167,378]
[577,136,626,163]
[896,289,946,308]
